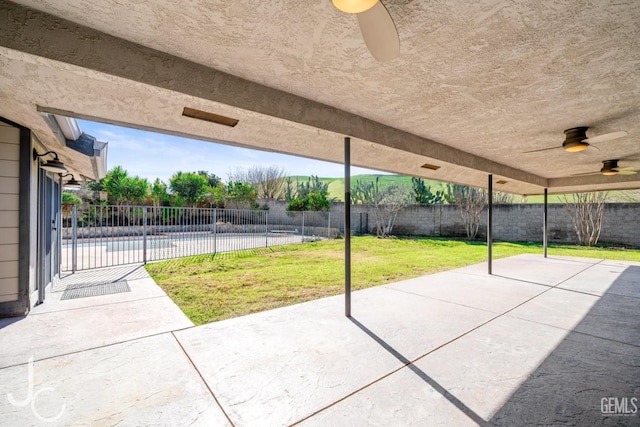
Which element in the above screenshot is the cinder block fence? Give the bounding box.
[260,200,640,247]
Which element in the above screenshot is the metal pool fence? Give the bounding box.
[61,205,338,272]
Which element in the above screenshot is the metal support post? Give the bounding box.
[345,137,352,317]
[543,188,548,258]
[487,174,493,275]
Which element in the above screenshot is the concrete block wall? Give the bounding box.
[259,199,640,246]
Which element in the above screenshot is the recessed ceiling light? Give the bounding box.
[182,107,239,127]
[420,163,440,171]
[496,180,507,184]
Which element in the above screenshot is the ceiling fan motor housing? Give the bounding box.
[601,159,619,175]
[562,127,589,151]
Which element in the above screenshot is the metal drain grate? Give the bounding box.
[61,281,131,300]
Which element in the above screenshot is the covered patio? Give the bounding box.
[1,1,640,424]
[1,254,638,425]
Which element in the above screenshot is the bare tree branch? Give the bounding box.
[560,192,608,246]
[228,166,288,200]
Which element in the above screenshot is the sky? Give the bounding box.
[79,119,387,183]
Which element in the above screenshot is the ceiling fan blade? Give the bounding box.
[570,171,600,176]
[357,1,399,62]
[617,169,637,175]
[583,131,628,144]
[522,146,560,153]
[617,166,635,171]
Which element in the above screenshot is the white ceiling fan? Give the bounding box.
[332,0,400,62]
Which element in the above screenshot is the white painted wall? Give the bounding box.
[0,122,20,303]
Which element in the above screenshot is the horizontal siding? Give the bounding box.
[0,228,18,245]
[0,277,18,291]
[0,210,19,225]
[0,275,18,297]
[0,126,20,144]
[0,160,19,177]
[0,143,19,161]
[0,125,20,305]
[0,293,19,303]
[0,244,18,261]
[0,260,18,279]
[0,177,19,194]
[0,194,19,209]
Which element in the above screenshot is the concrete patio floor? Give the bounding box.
[0,254,638,426]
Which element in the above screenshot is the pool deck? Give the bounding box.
[0,254,639,426]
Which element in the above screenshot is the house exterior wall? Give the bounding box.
[0,121,21,304]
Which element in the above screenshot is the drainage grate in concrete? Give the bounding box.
[61,281,131,300]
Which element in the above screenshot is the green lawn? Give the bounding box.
[145,236,640,326]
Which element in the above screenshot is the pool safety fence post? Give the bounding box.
[143,208,147,264]
[71,204,78,273]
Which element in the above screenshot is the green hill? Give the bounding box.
[287,174,444,201]
[286,175,640,203]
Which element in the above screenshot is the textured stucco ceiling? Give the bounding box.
[1,0,640,193]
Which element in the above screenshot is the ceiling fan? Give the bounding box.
[571,159,637,177]
[524,127,628,153]
[332,0,400,62]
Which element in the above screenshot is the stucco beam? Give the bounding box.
[547,174,640,194]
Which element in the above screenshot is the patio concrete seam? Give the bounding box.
[289,361,413,426]
[556,286,640,301]
[170,331,235,427]
[0,328,195,371]
[381,286,502,315]
[503,313,640,349]
[291,316,498,427]
[549,259,605,288]
[291,288,555,425]
[27,295,170,316]
[449,270,554,288]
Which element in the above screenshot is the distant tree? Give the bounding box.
[197,184,226,208]
[350,177,411,236]
[150,178,169,206]
[102,166,150,205]
[493,191,517,204]
[226,181,257,209]
[285,176,331,211]
[197,171,222,188]
[620,189,640,202]
[102,166,129,205]
[372,184,413,237]
[412,177,445,205]
[560,192,608,246]
[229,166,287,200]
[284,177,296,202]
[351,177,381,205]
[121,176,148,205]
[169,172,208,206]
[62,191,82,218]
[445,184,487,240]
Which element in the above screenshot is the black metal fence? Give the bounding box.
[61,205,337,272]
